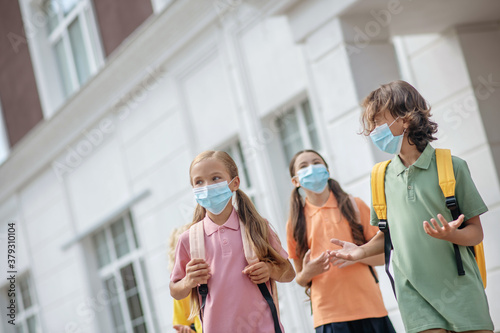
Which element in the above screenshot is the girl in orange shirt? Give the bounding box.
[286,149,395,333]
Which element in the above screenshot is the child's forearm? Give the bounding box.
[294,270,310,287]
[446,218,484,246]
[268,261,296,282]
[358,253,385,266]
[170,279,192,300]
[360,231,385,257]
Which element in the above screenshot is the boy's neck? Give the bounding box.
[398,140,422,167]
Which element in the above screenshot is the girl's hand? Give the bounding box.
[184,258,210,289]
[423,213,465,241]
[173,325,195,333]
[301,249,331,278]
[242,262,270,284]
[329,238,366,261]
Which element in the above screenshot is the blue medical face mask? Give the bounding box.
[193,178,235,215]
[296,164,330,193]
[369,117,405,155]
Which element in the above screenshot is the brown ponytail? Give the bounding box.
[235,189,288,267]
[327,178,366,245]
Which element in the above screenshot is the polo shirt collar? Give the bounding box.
[392,143,434,175]
[203,207,239,236]
[304,191,337,217]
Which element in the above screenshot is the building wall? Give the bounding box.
[0,1,499,332]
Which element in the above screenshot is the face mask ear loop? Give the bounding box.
[228,176,238,192]
[388,116,400,128]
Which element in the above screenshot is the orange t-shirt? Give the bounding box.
[286,192,388,328]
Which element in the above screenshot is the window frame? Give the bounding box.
[0,99,10,165]
[276,98,322,163]
[222,139,258,206]
[12,273,42,333]
[44,0,102,97]
[92,212,156,333]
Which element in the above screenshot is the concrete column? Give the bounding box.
[456,23,500,187]
[456,22,500,325]
[300,12,401,199]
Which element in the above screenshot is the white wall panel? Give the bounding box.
[181,52,238,150]
[118,75,177,145]
[65,136,130,232]
[310,47,358,121]
[240,17,307,116]
[409,32,471,103]
[132,149,192,218]
[326,110,374,184]
[432,88,488,154]
[124,111,185,180]
[459,145,500,209]
[19,169,64,220]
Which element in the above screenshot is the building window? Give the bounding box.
[276,99,321,162]
[223,140,257,204]
[43,0,101,98]
[3,273,42,333]
[92,213,155,333]
[0,100,10,165]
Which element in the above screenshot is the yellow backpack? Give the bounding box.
[371,148,487,295]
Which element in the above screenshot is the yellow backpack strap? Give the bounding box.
[436,149,456,203]
[371,160,391,222]
[474,242,487,288]
[370,160,395,296]
[435,149,487,288]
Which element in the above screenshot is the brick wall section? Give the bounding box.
[0,1,44,147]
[93,0,153,57]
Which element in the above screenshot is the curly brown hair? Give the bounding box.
[361,80,438,152]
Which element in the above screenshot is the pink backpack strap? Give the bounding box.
[189,222,205,260]
[239,219,259,265]
[349,195,360,224]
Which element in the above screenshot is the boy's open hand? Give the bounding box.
[327,240,358,268]
[243,262,270,284]
[329,238,366,262]
[423,213,465,241]
[184,258,210,289]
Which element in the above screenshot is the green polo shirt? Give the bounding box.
[370,144,493,333]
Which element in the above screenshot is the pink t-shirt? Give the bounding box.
[171,208,288,333]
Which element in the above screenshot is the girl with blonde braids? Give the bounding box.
[170,150,295,332]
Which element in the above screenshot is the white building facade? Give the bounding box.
[0,0,499,332]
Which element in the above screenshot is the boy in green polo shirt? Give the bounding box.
[330,80,494,333]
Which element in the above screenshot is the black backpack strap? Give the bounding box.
[379,219,396,298]
[257,283,282,333]
[445,197,466,276]
[368,265,379,284]
[198,284,208,320]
